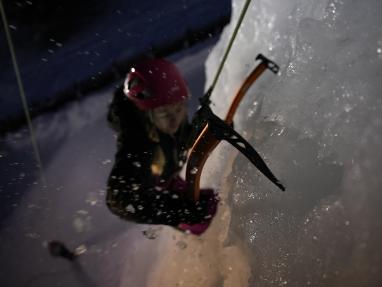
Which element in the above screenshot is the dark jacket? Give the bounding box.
[106,87,211,226]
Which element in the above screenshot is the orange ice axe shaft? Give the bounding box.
[186,54,284,201]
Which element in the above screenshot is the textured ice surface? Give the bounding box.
[206,0,382,285]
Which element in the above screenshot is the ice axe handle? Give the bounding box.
[256,54,279,74]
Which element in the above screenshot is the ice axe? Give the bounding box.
[186,54,285,201]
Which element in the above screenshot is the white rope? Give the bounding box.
[0,0,46,186]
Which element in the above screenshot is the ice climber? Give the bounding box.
[106,58,218,235]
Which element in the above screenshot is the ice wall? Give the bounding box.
[206,0,382,286]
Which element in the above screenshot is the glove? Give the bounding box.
[154,175,187,194]
[167,175,188,194]
[178,188,219,235]
[155,176,219,235]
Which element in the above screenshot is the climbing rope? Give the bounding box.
[208,0,252,100]
[0,0,46,186]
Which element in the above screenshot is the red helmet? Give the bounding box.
[123,58,189,110]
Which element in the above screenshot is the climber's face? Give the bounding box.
[151,101,187,135]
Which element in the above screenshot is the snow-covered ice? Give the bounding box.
[205,0,382,285]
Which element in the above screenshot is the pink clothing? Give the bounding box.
[178,188,219,235]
